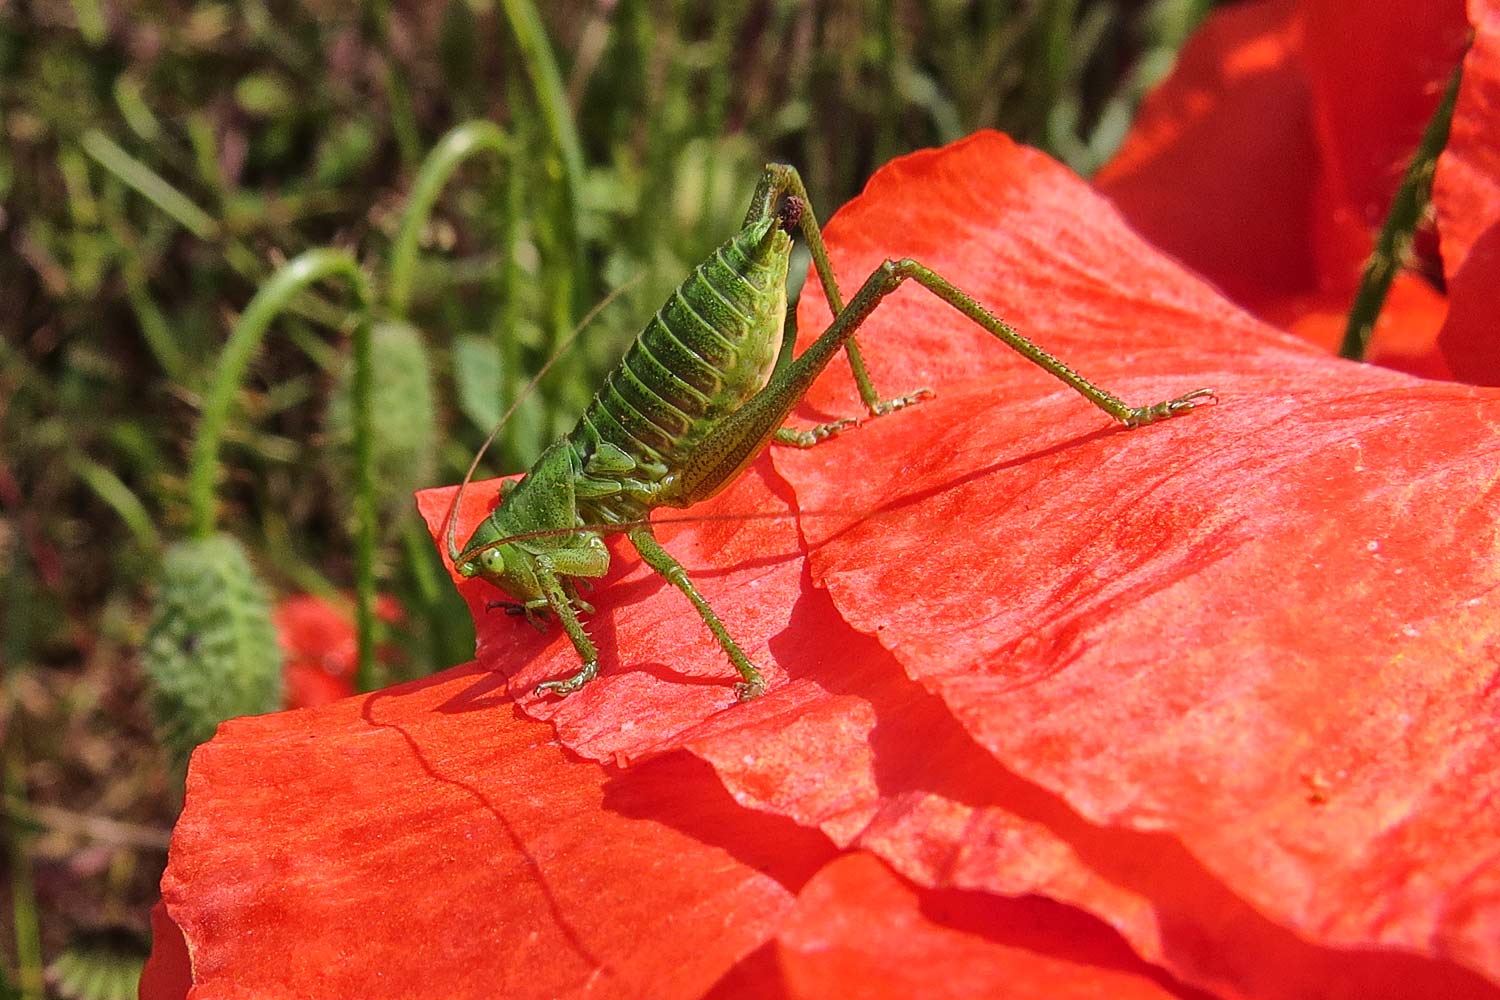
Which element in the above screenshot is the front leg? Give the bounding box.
[532,561,600,697]
[528,538,612,697]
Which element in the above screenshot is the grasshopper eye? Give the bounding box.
[480,547,506,575]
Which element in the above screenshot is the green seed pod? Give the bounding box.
[142,534,282,771]
[326,320,437,520]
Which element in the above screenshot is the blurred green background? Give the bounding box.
[1,1,1218,996]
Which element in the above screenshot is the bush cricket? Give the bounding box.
[444,163,1214,699]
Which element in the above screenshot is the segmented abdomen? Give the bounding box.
[569,222,792,514]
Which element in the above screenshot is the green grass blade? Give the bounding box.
[1339,57,1464,361]
[122,265,187,380]
[78,130,216,240]
[497,0,585,267]
[71,456,163,555]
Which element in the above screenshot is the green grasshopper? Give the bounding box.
[445,163,1213,699]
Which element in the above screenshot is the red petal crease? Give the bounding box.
[777,853,1196,1000]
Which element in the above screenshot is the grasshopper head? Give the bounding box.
[454,499,546,603]
[451,442,580,606]
[456,538,544,604]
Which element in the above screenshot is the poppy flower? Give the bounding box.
[273,593,403,709]
[144,31,1500,1000]
[1094,0,1488,381]
[1437,0,1500,382]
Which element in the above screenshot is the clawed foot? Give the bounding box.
[534,660,598,698]
[775,417,858,448]
[533,661,767,701]
[868,387,934,417]
[734,677,767,701]
[773,387,936,449]
[1123,387,1217,428]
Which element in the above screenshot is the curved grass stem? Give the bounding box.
[187,249,379,688]
[386,120,510,318]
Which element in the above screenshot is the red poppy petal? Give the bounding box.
[777,853,1193,1000]
[1438,221,1500,383]
[1300,0,1469,275]
[1093,0,1321,310]
[1435,0,1500,384]
[273,594,358,679]
[774,134,1500,992]
[280,660,355,709]
[138,900,191,1000]
[153,664,833,998]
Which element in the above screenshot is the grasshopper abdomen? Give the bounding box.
[567,212,794,523]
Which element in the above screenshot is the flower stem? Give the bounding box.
[1338,56,1465,361]
[187,249,379,687]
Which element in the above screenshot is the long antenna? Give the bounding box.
[448,507,879,567]
[444,275,644,565]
